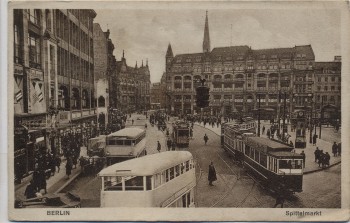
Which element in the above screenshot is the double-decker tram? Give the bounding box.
[105,127,147,165]
[172,121,190,147]
[98,151,196,207]
[243,136,303,193]
[222,117,256,162]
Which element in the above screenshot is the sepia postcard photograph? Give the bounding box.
[6,0,350,221]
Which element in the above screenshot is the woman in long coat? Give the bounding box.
[208,162,217,186]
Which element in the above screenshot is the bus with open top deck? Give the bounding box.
[98,151,196,207]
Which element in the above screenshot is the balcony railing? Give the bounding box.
[183,88,193,92]
[223,88,233,92]
[211,88,222,92]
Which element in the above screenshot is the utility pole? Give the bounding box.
[309,98,313,144]
[319,98,323,139]
[277,91,281,137]
[258,94,261,137]
[282,92,286,140]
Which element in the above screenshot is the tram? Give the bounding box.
[222,118,304,193]
[243,137,303,193]
[172,121,190,147]
[98,151,196,207]
[105,127,147,165]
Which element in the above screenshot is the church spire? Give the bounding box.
[166,43,174,58]
[203,10,211,53]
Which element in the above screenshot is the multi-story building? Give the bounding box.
[164,12,340,119]
[13,9,96,178]
[150,82,166,109]
[93,25,118,129]
[116,53,151,113]
[314,57,341,123]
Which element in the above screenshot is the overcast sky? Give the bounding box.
[94,5,341,83]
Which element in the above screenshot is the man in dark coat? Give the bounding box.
[166,138,172,151]
[324,152,331,167]
[332,142,338,157]
[314,147,320,163]
[208,162,217,186]
[66,157,73,178]
[312,134,317,146]
[204,134,209,145]
[157,141,161,153]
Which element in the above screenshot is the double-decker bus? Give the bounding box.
[172,121,190,147]
[105,127,147,165]
[98,151,196,207]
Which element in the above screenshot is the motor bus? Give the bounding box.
[87,135,106,157]
[105,127,147,165]
[98,151,196,208]
[172,121,190,147]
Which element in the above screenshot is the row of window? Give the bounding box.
[103,159,194,191]
[55,10,93,54]
[316,95,341,102]
[171,62,309,73]
[316,86,341,92]
[106,132,145,146]
[317,76,341,82]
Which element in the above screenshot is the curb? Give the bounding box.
[304,161,341,175]
[54,170,82,194]
[195,123,342,175]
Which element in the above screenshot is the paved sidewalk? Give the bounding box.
[195,121,341,174]
[15,157,82,201]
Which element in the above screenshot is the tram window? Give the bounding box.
[116,140,124,145]
[154,173,162,188]
[260,153,267,167]
[104,176,123,191]
[254,150,259,162]
[181,163,185,174]
[175,165,180,177]
[124,140,132,146]
[169,167,175,180]
[186,161,190,171]
[279,160,290,169]
[187,192,191,207]
[146,176,152,190]
[245,146,250,155]
[161,171,166,184]
[182,194,187,207]
[125,176,144,191]
[165,169,170,182]
[190,160,194,169]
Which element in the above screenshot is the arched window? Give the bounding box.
[214,75,221,80]
[174,76,182,81]
[98,96,105,107]
[184,76,192,81]
[224,74,231,79]
[235,74,244,79]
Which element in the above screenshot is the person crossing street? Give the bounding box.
[204,134,209,145]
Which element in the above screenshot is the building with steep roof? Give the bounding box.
[164,11,340,118]
[115,52,151,113]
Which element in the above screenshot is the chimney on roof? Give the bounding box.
[334,56,341,62]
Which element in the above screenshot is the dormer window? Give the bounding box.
[176,58,182,63]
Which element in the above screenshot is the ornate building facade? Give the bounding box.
[164,12,341,119]
[116,52,151,113]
